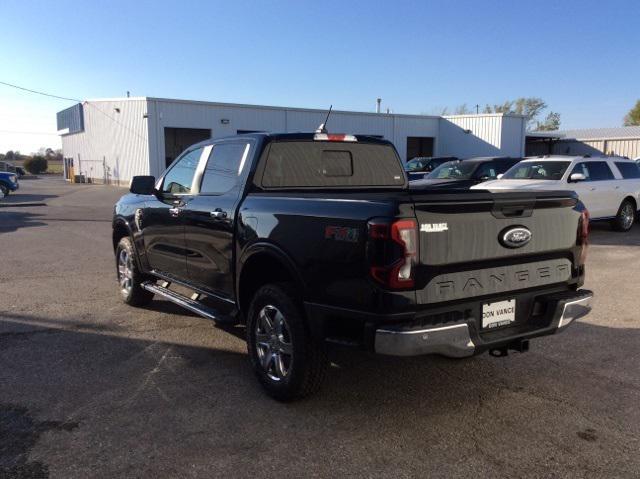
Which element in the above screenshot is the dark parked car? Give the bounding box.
[410,157,523,189]
[0,171,19,196]
[113,133,592,400]
[404,156,458,180]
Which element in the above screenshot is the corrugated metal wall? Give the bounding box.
[148,99,442,170]
[59,98,530,183]
[551,138,640,159]
[56,103,84,134]
[439,115,525,158]
[61,99,150,185]
[605,139,640,158]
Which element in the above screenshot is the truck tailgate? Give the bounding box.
[409,190,582,305]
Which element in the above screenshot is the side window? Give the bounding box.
[200,142,250,194]
[615,162,640,179]
[161,147,203,194]
[586,161,615,181]
[475,163,497,179]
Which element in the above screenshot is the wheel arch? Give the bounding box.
[622,195,638,212]
[237,243,306,319]
[112,217,133,251]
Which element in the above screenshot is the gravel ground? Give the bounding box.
[1,177,639,478]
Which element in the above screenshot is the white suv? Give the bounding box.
[474,156,640,231]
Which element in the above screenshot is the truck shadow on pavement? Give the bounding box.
[1,192,57,204]
[1,310,639,476]
[0,212,47,233]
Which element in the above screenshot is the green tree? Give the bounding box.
[623,100,640,126]
[536,111,561,131]
[23,155,48,174]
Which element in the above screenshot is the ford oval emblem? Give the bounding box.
[500,226,532,248]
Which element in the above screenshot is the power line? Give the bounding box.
[0,80,147,143]
[0,129,59,135]
[0,80,80,102]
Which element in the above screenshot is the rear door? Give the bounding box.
[140,146,204,279]
[569,161,616,218]
[182,140,253,300]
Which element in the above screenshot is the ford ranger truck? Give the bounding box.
[112,132,593,400]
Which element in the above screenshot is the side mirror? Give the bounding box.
[130,175,156,195]
[569,173,586,183]
[497,174,504,179]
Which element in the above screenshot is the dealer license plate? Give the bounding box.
[482,299,516,329]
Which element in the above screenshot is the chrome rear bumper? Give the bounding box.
[557,294,592,328]
[375,323,475,357]
[374,290,593,357]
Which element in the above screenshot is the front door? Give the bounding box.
[141,146,204,280]
[182,140,252,300]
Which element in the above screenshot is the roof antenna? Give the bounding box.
[315,105,333,133]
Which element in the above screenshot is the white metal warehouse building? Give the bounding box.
[57,97,528,185]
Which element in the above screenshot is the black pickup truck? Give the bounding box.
[112,132,593,400]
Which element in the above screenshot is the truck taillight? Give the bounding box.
[367,218,418,289]
[577,209,590,263]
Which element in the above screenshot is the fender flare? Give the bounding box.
[112,216,150,272]
[236,242,306,308]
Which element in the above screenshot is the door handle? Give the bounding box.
[169,207,181,217]
[210,209,228,219]
[615,186,621,190]
[590,187,596,191]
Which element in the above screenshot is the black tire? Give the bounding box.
[246,283,327,401]
[612,199,636,232]
[0,184,9,196]
[115,236,154,306]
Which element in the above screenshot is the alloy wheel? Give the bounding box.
[118,248,133,295]
[255,305,293,381]
[622,203,634,230]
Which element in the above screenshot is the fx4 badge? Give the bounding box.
[325,225,359,243]
[500,226,532,248]
[421,223,448,233]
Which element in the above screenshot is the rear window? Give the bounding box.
[261,141,405,188]
[615,161,640,179]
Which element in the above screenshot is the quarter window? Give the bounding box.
[200,142,250,194]
[615,162,640,179]
[161,147,203,194]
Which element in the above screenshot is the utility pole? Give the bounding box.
[476,104,479,114]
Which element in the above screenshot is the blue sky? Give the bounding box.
[1,0,638,153]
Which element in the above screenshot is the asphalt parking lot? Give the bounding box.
[1,177,640,478]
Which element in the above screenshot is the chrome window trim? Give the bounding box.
[238,143,251,175]
[191,145,213,195]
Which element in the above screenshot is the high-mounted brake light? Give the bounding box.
[367,218,418,289]
[313,133,358,142]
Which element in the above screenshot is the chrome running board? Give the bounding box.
[142,281,230,322]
